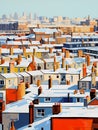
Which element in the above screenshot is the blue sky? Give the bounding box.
[0,0,98,18]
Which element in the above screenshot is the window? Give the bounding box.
[70,45,73,48]
[44,97,51,102]
[61,75,65,82]
[0,93,3,99]
[82,82,85,88]
[0,80,4,85]
[36,109,45,117]
[86,82,89,90]
[0,80,4,88]
[7,67,10,73]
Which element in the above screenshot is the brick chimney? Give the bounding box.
[62,48,66,53]
[54,55,56,63]
[18,54,22,62]
[10,120,16,130]
[48,76,52,89]
[79,89,85,94]
[90,88,96,100]
[10,47,13,55]
[66,80,70,85]
[32,55,35,63]
[82,63,87,78]
[0,100,5,123]
[53,56,57,71]
[23,47,26,57]
[73,90,78,94]
[86,54,90,66]
[29,102,34,126]
[54,64,56,72]
[52,103,62,114]
[25,82,30,88]
[9,60,15,73]
[78,50,83,57]
[36,80,41,87]
[33,48,36,56]
[65,50,70,58]
[62,56,65,68]
[66,64,68,70]
[56,62,60,69]
[49,48,53,53]
[91,65,96,87]
[16,60,21,65]
[0,57,5,64]
[17,82,25,100]
[38,86,42,95]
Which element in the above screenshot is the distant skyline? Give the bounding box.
[0,0,98,18]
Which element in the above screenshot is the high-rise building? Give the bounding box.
[2,14,7,20]
[34,13,37,20]
[13,12,18,20]
[28,13,32,20]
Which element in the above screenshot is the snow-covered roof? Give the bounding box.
[27,57,44,64]
[3,99,29,113]
[27,70,43,76]
[1,73,17,78]
[33,28,58,34]
[18,72,30,77]
[80,76,98,82]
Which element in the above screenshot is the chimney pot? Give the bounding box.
[65,50,70,58]
[37,80,41,87]
[62,48,66,53]
[52,103,62,114]
[86,54,90,66]
[1,57,5,64]
[78,50,83,57]
[10,120,16,130]
[29,102,34,125]
[62,56,65,68]
[82,63,87,78]
[49,48,53,53]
